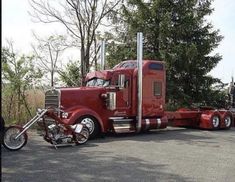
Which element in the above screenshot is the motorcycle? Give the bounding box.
[2,108,90,151]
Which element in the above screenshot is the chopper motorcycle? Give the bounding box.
[2,108,90,151]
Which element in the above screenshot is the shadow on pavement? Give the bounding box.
[2,143,193,182]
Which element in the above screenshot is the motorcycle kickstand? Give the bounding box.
[52,141,58,149]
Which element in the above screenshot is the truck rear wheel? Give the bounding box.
[211,115,220,130]
[224,115,232,129]
[77,116,100,139]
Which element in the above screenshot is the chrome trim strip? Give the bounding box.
[109,117,125,120]
[114,126,131,129]
[145,119,150,130]
[107,92,116,110]
[157,118,161,128]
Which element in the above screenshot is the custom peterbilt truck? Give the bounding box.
[44,33,233,139]
[44,60,233,138]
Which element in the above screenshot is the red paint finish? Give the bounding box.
[132,61,166,117]
[59,87,113,132]
[166,111,201,128]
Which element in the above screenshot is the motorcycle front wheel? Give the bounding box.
[75,127,90,145]
[3,126,28,151]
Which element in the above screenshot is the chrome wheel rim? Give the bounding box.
[81,118,94,133]
[4,127,25,150]
[212,116,220,128]
[224,116,231,127]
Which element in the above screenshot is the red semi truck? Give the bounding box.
[44,59,233,138]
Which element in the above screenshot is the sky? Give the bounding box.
[2,0,235,84]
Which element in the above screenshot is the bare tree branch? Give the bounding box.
[29,0,122,83]
[31,33,69,87]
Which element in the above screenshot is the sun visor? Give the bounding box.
[85,70,113,82]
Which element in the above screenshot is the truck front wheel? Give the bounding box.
[77,116,100,139]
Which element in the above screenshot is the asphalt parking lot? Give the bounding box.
[2,127,235,182]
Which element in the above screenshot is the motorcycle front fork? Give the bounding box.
[15,109,48,140]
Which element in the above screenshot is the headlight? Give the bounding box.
[61,112,69,119]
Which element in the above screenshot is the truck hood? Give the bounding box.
[59,87,106,111]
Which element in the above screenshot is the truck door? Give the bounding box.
[112,73,132,115]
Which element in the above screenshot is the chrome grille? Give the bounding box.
[45,89,60,109]
[44,89,60,122]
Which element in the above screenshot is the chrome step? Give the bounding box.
[109,117,136,133]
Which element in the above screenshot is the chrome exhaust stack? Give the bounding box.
[136,32,143,132]
[100,40,106,70]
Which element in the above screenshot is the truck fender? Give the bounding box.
[200,110,221,129]
[67,108,104,132]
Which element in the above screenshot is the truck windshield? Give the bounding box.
[86,78,110,87]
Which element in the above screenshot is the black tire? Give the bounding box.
[77,116,100,139]
[3,126,27,151]
[75,126,90,145]
[224,115,232,129]
[211,115,220,130]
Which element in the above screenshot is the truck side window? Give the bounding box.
[153,82,162,96]
[149,63,163,70]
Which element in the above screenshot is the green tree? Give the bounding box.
[108,0,223,108]
[2,45,43,124]
[59,60,82,87]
